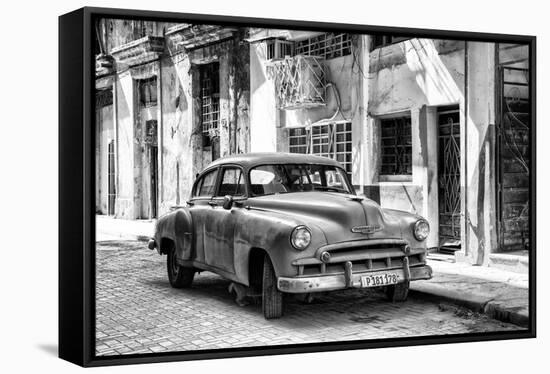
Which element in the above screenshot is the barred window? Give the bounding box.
[294,33,352,59]
[288,122,352,178]
[138,77,157,107]
[200,63,220,136]
[380,117,412,177]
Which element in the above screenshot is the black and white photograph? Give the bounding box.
[91,12,533,358]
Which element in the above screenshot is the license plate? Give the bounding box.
[360,272,399,288]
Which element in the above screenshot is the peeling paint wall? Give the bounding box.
[114,71,136,219]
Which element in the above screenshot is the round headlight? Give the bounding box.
[291,226,312,250]
[414,220,430,241]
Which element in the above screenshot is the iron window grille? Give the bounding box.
[380,117,412,177]
[289,122,352,178]
[294,33,352,60]
[138,77,158,107]
[200,63,220,137]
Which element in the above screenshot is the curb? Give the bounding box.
[410,284,528,328]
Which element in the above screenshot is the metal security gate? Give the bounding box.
[496,43,530,252]
[437,106,461,252]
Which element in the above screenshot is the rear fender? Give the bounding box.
[155,209,194,260]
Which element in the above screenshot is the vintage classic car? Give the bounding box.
[148,152,432,319]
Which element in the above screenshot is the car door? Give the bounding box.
[188,167,219,264]
[203,165,246,274]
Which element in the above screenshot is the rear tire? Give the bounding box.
[167,247,195,288]
[262,255,283,319]
[385,281,410,302]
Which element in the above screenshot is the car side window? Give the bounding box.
[218,167,245,197]
[196,169,218,198]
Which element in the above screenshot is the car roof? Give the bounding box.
[207,152,342,169]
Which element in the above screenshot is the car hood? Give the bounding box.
[248,192,408,244]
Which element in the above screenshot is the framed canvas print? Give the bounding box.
[59,6,536,367]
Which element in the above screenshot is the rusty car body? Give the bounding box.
[148,152,432,319]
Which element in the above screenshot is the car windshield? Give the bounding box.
[249,164,353,196]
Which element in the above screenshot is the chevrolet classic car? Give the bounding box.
[148,152,432,319]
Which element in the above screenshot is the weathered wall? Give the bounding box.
[114,71,136,219]
[156,35,250,216]
[249,42,279,152]
[463,42,497,264]
[159,53,197,212]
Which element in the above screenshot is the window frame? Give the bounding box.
[378,115,413,182]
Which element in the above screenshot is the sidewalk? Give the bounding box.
[96,215,155,242]
[411,259,529,327]
[95,215,530,327]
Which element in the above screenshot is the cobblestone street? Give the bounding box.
[96,240,522,356]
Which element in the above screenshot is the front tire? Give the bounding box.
[385,280,410,302]
[167,247,195,288]
[262,256,283,319]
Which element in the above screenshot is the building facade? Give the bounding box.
[248,30,530,265]
[96,21,530,265]
[95,19,250,220]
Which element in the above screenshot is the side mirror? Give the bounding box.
[222,195,234,210]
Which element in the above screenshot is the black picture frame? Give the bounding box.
[59,6,536,367]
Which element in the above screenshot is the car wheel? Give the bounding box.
[385,280,410,302]
[262,255,283,319]
[167,247,195,288]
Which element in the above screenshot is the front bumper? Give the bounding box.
[277,264,432,293]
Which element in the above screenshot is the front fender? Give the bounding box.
[382,208,428,249]
[233,208,327,285]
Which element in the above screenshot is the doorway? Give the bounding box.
[437,106,461,253]
[496,44,530,252]
[145,119,159,219]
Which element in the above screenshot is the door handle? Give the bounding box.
[208,201,218,207]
